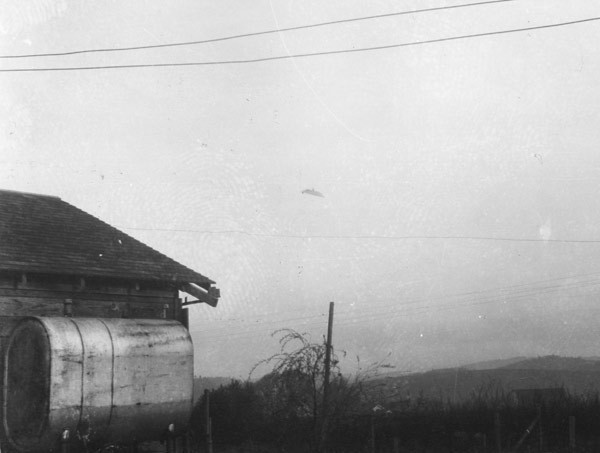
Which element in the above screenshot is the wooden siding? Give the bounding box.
[0,272,181,321]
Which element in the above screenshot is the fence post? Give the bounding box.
[204,390,213,453]
[537,407,543,453]
[569,416,576,453]
[60,429,70,453]
[370,415,375,453]
[495,412,501,453]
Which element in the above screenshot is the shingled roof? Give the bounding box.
[0,190,214,286]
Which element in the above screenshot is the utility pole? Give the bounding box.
[320,302,335,453]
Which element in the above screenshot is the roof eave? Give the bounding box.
[179,282,220,308]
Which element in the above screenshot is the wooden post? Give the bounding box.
[63,298,73,317]
[320,302,335,453]
[569,416,576,453]
[174,296,181,322]
[494,412,501,453]
[393,437,399,453]
[185,430,192,453]
[537,407,543,453]
[165,424,176,453]
[181,307,189,329]
[60,428,70,453]
[513,413,540,452]
[165,434,173,453]
[370,415,375,453]
[204,390,213,453]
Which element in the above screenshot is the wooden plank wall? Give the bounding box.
[0,273,180,320]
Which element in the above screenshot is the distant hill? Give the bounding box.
[370,356,600,405]
[463,357,528,370]
[501,356,600,371]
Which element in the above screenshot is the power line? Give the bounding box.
[194,285,600,343]
[191,285,599,343]
[193,270,600,327]
[322,278,600,325]
[337,279,600,327]
[0,0,515,59]
[1,16,599,73]
[198,271,600,326]
[190,273,600,341]
[121,225,600,244]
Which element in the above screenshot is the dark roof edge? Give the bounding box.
[0,189,60,199]
[0,266,213,287]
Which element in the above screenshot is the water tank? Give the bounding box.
[3,317,193,452]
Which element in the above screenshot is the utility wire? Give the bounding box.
[194,270,600,327]
[340,280,600,326]
[194,286,600,342]
[122,225,600,244]
[1,16,599,73]
[191,275,600,340]
[191,287,594,342]
[0,0,515,59]
[198,271,600,326]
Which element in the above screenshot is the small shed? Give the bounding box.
[0,189,219,322]
[0,189,220,451]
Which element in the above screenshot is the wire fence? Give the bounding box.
[189,387,600,453]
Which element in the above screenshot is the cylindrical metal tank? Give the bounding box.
[3,317,194,452]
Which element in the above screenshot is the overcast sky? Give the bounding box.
[2,0,600,378]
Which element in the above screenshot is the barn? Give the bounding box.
[0,189,219,452]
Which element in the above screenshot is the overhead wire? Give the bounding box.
[336,279,600,327]
[191,270,600,328]
[190,273,600,341]
[0,0,515,59]
[352,273,600,319]
[193,287,600,343]
[189,285,582,343]
[186,269,600,340]
[121,226,600,244]
[1,17,600,73]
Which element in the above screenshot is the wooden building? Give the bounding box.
[0,189,219,322]
[0,189,220,452]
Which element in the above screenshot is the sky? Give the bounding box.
[2,0,600,378]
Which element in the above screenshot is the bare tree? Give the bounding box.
[252,329,388,452]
